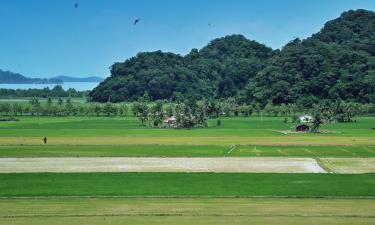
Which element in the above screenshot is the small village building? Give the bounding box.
[296,124,310,132]
[298,115,313,123]
[164,116,176,128]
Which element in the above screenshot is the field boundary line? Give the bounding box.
[340,148,356,156]
[302,148,317,156]
[273,148,287,156]
[226,145,237,155]
[363,147,375,154]
[315,158,332,173]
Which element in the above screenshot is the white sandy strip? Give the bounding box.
[0,157,326,173]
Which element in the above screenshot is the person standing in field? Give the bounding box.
[43,137,47,144]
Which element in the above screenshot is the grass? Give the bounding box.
[0,116,374,157]
[0,115,374,224]
[1,116,375,137]
[2,215,374,225]
[0,144,374,157]
[0,173,374,197]
[1,136,374,146]
[0,197,374,225]
[0,145,229,157]
[234,145,375,157]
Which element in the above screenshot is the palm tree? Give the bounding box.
[311,113,323,133]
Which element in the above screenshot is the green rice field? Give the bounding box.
[0,116,374,157]
[0,115,374,224]
[0,173,374,197]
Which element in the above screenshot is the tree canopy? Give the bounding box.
[90,9,375,106]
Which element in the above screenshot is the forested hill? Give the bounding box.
[89,35,274,102]
[247,9,375,106]
[90,9,375,106]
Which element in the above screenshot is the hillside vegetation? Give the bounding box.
[90,9,375,106]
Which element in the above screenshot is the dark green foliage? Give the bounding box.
[65,98,75,116]
[149,100,165,127]
[0,116,19,122]
[90,35,273,102]
[312,100,358,125]
[167,103,174,117]
[175,100,208,128]
[239,105,252,117]
[311,113,324,133]
[103,102,117,116]
[90,10,375,106]
[0,100,129,117]
[332,101,356,122]
[131,99,208,128]
[313,9,375,55]
[246,9,375,106]
[202,100,222,118]
[132,101,149,125]
[29,97,41,116]
[0,85,87,98]
[89,51,203,102]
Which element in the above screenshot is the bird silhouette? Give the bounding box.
[74,2,78,8]
[134,18,141,25]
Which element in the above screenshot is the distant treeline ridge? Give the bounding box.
[0,85,88,98]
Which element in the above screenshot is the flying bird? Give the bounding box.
[134,18,141,25]
[74,2,78,8]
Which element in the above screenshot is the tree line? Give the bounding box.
[131,98,375,129]
[1,97,374,120]
[0,85,88,98]
[0,98,128,117]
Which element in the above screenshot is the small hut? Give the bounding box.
[296,124,310,132]
[164,116,176,128]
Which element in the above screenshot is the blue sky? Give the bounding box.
[0,0,375,78]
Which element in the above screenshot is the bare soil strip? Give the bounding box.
[319,158,375,174]
[0,157,326,173]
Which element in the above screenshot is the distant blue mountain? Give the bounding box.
[51,75,104,82]
[0,70,62,84]
[0,69,104,84]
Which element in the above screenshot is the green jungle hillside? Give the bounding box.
[89,9,375,106]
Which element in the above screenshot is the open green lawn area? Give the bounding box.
[0,116,374,224]
[0,116,374,157]
[0,197,374,225]
[0,116,374,138]
[0,173,374,197]
[0,144,374,157]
